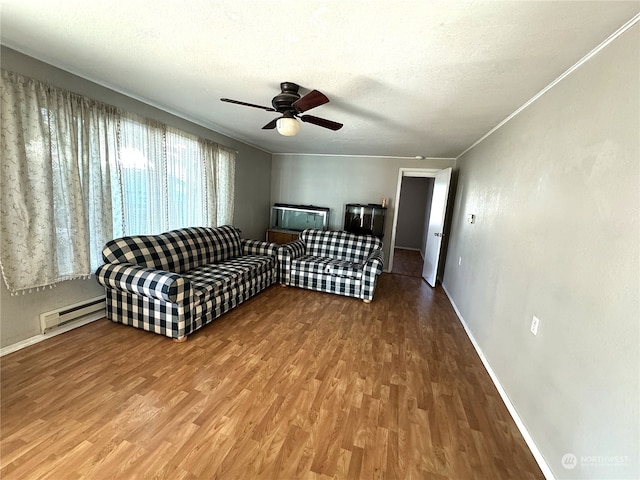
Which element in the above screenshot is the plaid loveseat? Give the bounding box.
[95,225,278,340]
[278,229,384,302]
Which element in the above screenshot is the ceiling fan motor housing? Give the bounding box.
[271,82,301,112]
[220,81,342,132]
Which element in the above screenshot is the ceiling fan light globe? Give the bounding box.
[276,117,301,136]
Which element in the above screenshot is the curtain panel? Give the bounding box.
[200,137,235,227]
[0,70,236,295]
[0,70,119,293]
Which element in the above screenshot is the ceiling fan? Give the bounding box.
[220,82,343,136]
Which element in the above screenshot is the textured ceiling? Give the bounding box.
[1,1,638,157]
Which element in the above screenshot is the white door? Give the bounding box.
[422,167,452,287]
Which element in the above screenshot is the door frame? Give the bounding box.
[387,168,442,272]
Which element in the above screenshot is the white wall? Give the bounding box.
[271,154,455,265]
[0,47,272,348]
[442,24,639,480]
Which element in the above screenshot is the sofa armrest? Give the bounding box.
[241,238,279,257]
[282,239,306,259]
[95,263,191,303]
[277,239,306,284]
[363,249,384,276]
[361,249,385,301]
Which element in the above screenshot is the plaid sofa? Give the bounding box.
[278,229,384,302]
[95,225,278,340]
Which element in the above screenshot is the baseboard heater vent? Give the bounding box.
[40,296,106,334]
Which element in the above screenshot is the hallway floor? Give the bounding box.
[391,248,423,278]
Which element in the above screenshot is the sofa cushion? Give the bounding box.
[300,229,383,263]
[183,255,275,304]
[102,225,242,273]
[291,255,333,275]
[325,259,362,278]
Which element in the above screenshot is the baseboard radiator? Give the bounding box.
[40,296,106,334]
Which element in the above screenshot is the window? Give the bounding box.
[117,117,213,235]
[0,69,235,294]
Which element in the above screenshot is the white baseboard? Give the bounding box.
[0,315,103,357]
[441,284,556,480]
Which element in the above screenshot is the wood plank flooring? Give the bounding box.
[391,249,423,278]
[1,274,544,479]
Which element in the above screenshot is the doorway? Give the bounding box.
[388,168,452,287]
[391,176,434,277]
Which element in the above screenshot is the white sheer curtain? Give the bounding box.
[166,126,206,231]
[0,70,236,295]
[116,115,168,235]
[0,70,119,293]
[201,138,235,227]
[116,118,234,236]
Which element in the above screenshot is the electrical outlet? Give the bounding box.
[530,315,540,336]
[458,256,462,266]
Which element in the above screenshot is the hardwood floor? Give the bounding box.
[391,249,423,278]
[1,274,544,479]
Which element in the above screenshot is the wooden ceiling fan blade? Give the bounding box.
[262,118,278,129]
[292,90,329,113]
[300,115,343,131]
[220,98,276,112]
